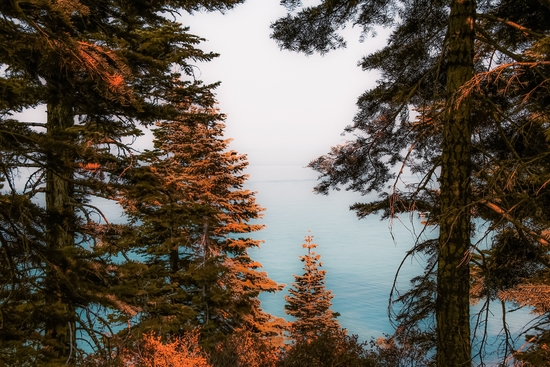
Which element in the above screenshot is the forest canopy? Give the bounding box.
[1,0,550,366]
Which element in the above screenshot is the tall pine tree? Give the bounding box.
[271,0,550,365]
[119,103,285,348]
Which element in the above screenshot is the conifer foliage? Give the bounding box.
[0,0,247,365]
[119,104,285,346]
[123,331,211,367]
[285,235,340,342]
[272,0,550,365]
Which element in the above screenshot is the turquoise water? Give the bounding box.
[244,165,433,339]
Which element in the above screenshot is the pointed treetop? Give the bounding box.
[285,233,341,342]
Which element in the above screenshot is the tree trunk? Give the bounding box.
[437,0,476,366]
[45,99,77,365]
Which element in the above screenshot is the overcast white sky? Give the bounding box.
[181,0,390,167]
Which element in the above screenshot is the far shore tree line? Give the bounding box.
[1,0,550,366]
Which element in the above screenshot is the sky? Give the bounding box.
[180,0,390,168]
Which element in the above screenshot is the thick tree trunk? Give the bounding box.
[45,99,77,365]
[437,0,476,366]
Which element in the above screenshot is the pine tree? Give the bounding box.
[119,103,285,348]
[0,1,244,364]
[271,0,550,365]
[285,235,340,342]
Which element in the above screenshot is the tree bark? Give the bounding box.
[45,99,77,365]
[437,0,476,366]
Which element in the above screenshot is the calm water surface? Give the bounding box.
[244,165,433,339]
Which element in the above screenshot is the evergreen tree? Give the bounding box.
[271,0,550,365]
[119,104,285,348]
[0,1,244,364]
[285,235,340,342]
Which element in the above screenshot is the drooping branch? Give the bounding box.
[498,284,550,314]
[458,61,550,105]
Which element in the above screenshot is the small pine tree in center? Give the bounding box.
[285,234,340,342]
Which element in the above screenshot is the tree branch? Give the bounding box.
[479,199,549,246]
[477,13,546,39]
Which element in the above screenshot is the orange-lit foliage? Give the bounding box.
[209,330,281,367]
[232,333,278,367]
[79,162,102,172]
[124,331,211,367]
[119,105,284,345]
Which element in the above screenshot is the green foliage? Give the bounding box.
[279,329,374,367]
[272,0,550,364]
[364,331,435,367]
[0,0,249,364]
[118,104,285,348]
[285,235,340,343]
[514,331,550,366]
[208,330,281,367]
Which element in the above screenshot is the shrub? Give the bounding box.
[122,330,211,367]
[279,329,376,367]
[208,330,281,367]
